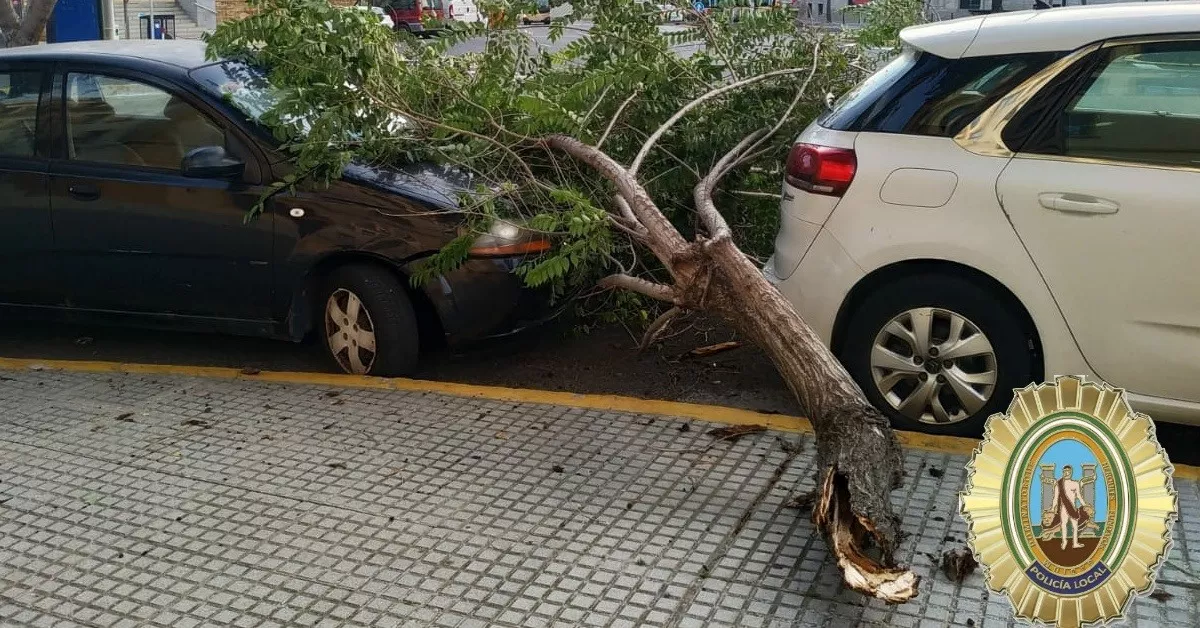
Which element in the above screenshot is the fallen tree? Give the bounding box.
[207,0,918,601]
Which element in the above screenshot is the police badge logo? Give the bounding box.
[960,376,1178,627]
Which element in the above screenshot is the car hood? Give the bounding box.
[343,161,483,209]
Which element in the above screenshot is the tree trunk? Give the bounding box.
[0,0,57,47]
[676,236,919,602]
[544,132,919,603]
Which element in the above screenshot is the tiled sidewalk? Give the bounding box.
[0,367,1196,627]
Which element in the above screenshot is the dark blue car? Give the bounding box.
[0,40,556,376]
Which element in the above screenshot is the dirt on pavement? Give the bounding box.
[0,313,801,416]
[418,314,800,416]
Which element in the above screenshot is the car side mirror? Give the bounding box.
[181,146,245,180]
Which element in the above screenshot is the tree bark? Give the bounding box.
[0,0,21,43]
[1,0,57,47]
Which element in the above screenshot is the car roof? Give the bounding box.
[0,40,211,69]
[901,1,1200,59]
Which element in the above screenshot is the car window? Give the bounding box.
[65,73,225,170]
[0,70,43,158]
[1022,41,1200,168]
[1074,51,1200,115]
[819,49,1061,138]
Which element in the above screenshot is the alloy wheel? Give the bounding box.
[325,288,378,375]
[869,307,998,425]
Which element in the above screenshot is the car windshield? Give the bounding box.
[190,61,288,127]
[190,60,408,146]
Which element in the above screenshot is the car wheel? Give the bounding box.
[839,274,1036,437]
[319,265,420,376]
[522,18,530,24]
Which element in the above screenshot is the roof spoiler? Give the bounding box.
[898,17,987,59]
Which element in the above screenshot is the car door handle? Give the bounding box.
[67,184,101,201]
[1037,193,1119,215]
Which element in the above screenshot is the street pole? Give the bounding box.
[101,0,117,38]
[149,0,155,39]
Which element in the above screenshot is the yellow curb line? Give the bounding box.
[2,356,1197,481]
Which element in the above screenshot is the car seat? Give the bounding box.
[0,95,37,157]
[124,95,224,170]
[67,97,146,167]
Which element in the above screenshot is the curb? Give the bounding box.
[1,356,1196,481]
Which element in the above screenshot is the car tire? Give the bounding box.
[839,273,1037,437]
[318,265,420,377]
[522,18,530,24]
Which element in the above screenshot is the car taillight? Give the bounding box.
[785,143,856,197]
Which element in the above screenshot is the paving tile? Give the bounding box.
[0,367,1195,627]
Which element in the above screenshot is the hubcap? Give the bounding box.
[324,289,377,375]
[869,307,998,425]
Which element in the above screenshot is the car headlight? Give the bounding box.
[468,219,551,257]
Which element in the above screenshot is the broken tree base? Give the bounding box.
[814,470,921,603]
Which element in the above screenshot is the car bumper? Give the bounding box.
[418,256,559,345]
[765,227,864,347]
[401,22,441,34]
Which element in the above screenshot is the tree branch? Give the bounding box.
[695,11,740,82]
[731,41,823,174]
[629,67,815,177]
[692,129,769,240]
[612,195,645,233]
[579,84,614,131]
[597,89,641,150]
[598,274,678,304]
[607,213,648,241]
[362,90,542,187]
[729,190,783,200]
[639,306,684,351]
[690,52,823,242]
[542,134,689,268]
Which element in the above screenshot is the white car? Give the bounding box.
[767,2,1200,435]
[448,0,484,23]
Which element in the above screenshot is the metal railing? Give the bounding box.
[191,0,219,30]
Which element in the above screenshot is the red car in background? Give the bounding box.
[381,0,446,34]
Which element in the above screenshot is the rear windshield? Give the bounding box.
[819,48,1062,138]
